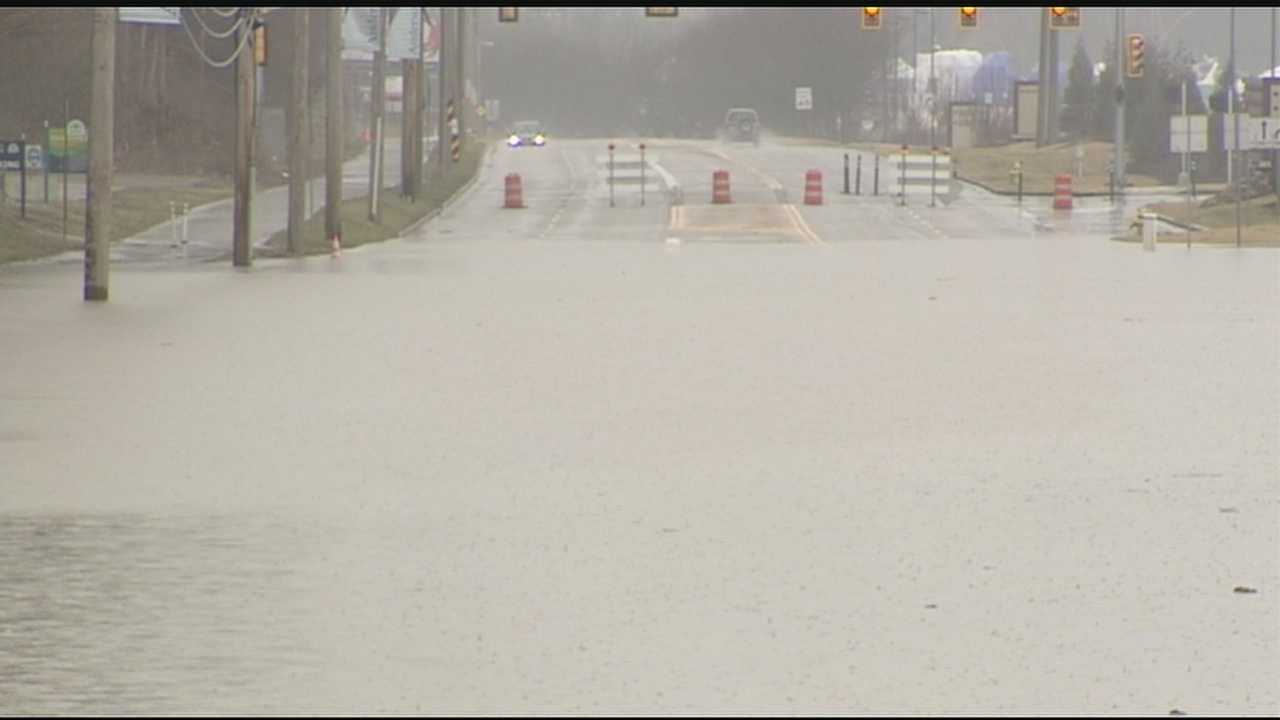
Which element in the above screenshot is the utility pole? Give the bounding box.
[929,8,936,152]
[84,7,115,302]
[233,7,255,267]
[368,8,387,223]
[325,7,343,246]
[435,8,449,178]
[1231,6,1240,248]
[1047,10,1060,144]
[1114,7,1126,200]
[456,7,466,142]
[287,8,309,256]
[1037,7,1049,147]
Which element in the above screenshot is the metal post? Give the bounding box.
[873,154,879,196]
[900,148,907,206]
[929,8,936,157]
[640,143,646,207]
[930,146,937,208]
[856,155,862,195]
[42,120,48,203]
[288,7,308,256]
[62,99,68,246]
[368,7,386,224]
[233,8,254,267]
[608,143,614,208]
[1018,168,1024,204]
[19,140,26,219]
[843,153,850,194]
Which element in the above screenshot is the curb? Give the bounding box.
[399,141,491,239]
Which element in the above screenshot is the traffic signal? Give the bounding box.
[1127,33,1145,78]
[1049,6,1080,29]
[862,7,882,30]
[959,7,978,29]
[498,7,518,23]
[645,7,678,17]
[253,20,267,66]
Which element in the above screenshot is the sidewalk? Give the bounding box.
[28,136,436,267]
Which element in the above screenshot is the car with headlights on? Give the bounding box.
[507,121,546,148]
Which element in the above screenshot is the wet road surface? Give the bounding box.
[1,137,1277,715]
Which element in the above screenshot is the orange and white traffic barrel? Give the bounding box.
[712,170,731,204]
[1053,173,1073,210]
[804,169,823,205]
[504,173,525,209]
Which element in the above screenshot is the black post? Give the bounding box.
[1189,164,1197,200]
[1017,171,1023,205]
[873,154,879,196]
[843,153,850,194]
[640,143,646,207]
[19,140,27,219]
[855,155,862,195]
[1109,169,1115,204]
[43,123,49,204]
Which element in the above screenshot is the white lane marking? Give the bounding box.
[783,204,823,245]
[665,236,682,245]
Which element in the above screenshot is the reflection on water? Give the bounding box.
[0,513,347,715]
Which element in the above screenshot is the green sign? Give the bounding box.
[47,122,87,173]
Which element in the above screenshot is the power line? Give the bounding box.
[180,7,255,69]
[208,7,241,19]
[190,6,246,40]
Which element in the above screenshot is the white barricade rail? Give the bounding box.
[895,153,955,198]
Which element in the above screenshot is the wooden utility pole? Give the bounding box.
[325,8,343,245]
[84,7,116,302]
[401,57,417,198]
[368,8,387,223]
[435,8,449,178]
[233,8,255,267]
[287,8,309,256]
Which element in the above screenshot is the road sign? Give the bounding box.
[959,7,978,29]
[498,7,518,23]
[67,119,86,140]
[645,7,678,18]
[25,144,42,171]
[1169,115,1208,153]
[118,7,180,25]
[1220,115,1280,150]
[795,86,813,111]
[0,140,24,171]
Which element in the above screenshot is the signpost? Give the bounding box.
[1,140,28,218]
[1222,115,1280,151]
[118,7,180,25]
[1169,115,1208,153]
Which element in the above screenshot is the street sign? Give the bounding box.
[795,86,813,111]
[25,144,42,171]
[0,140,24,171]
[1169,115,1208,153]
[386,8,422,60]
[118,7,181,25]
[67,120,86,141]
[1222,115,1280,150]
[645,7,678,18]
[1049,7,1080,29]
[1127,33,1145,78]
[498,7,518,23]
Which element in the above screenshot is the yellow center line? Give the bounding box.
[784,204,823,245]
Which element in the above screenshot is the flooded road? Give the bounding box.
[2,137,1278,714]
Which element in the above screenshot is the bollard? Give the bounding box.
[503,173,525,209]
[169,201,178,247]
[639,143,646,207]
[1109,170,1115,204]
[930,147,938,208]
[899,146,908,207]
[873,154,879,196]
[855,155,862,196]
[330,234,342,258]
[608,143,615,208]
[182,203,189,246]
[843,153,850,195]
[804,169,823,205]
[1142,212,1157,251]
[712,169,731,204]
[1018,171,1024,205]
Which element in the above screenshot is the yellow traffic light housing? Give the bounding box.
[959,7,978,29]
[1049,6,1080,29]
[1126,33,1145,78]
[862,7,882,30]
[253,20,266,66]
[498,7,518,23]
[645,7,678,17]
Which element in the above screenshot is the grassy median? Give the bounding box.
[949,141,1163,195]
[0,177,233,265]
[260,140,485,258]
[1122,194,1280,247]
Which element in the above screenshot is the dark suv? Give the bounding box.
[723,108,760,144]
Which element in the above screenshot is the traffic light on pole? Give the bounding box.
[498,7,518,23]
[645,7,678,18]
[1049,7,1080,29]
[1127,33,1145,78]
[959,7,978,29]
[253,19,266,66]
[862,7,882,30]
